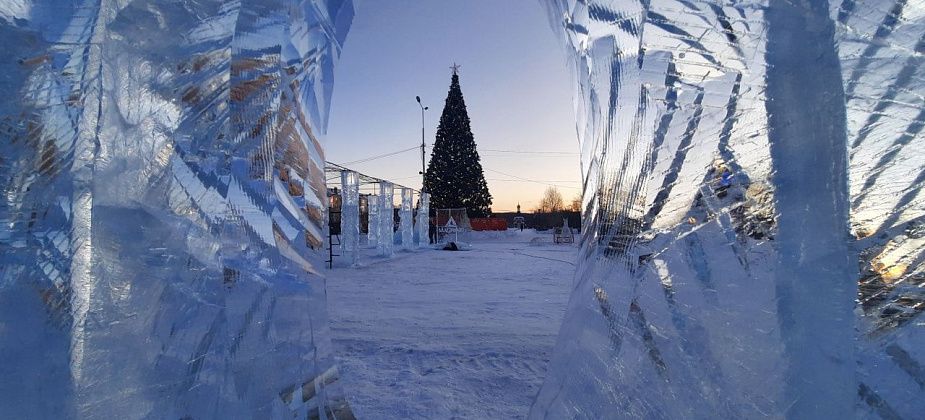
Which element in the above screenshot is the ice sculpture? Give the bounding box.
[377,182,394,257]
[417,192,431,247]
[400,188,414,250]
[340,171,360,265]
[367,194,380,248]
[0,0,354,418]
[535,0,924,418]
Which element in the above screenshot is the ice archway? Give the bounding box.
[1,0,923,418]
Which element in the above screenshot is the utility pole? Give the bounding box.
[416,96,428,191]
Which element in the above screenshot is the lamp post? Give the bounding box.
[416,96,428,192]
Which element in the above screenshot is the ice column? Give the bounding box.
[400,188,414,250]
[377,182,394,257]
[367,195,380,248]
[340,171,360,265]
[416,193,430,247]
[832,1,925,418]
[764,1,855,416]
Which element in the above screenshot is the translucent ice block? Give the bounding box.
[400,188,414,250]
[377,182,394,257]
[0,0,354,417]
[417,192,430,247]
[340,170,360,265]
[534,0,924,418]
[367,194,380,248]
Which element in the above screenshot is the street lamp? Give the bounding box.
[416,96,428,192]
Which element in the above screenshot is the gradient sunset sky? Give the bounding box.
[324,0,581,212]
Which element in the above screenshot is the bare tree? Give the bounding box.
[537,187,564,213]
[569,194,582,212]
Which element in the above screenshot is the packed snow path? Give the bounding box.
[327,230,577,419]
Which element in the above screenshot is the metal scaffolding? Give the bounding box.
[323,161,430,267]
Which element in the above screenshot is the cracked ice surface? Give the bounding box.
[0,0,354,418]
[537,0,925,418]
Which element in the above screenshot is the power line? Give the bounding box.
[481,148,578,155]
[483,168,581,190]
[341,145,421,166]
[487,178,579,184]
[480,154,579,159]
[386,174,424,181]
[419,156,580,189]
[336,146,580,191]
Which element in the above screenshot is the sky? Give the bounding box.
[324,0,581,212]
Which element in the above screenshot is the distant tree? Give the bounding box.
[424,66,492,217]
[537,187,564,213]
[569,194,582,212]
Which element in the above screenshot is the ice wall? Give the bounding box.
[537,0,924,418]
[0,0,354,418]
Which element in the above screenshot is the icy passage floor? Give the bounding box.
[326,230,576,419]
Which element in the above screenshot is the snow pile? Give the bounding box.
[467,229,518,241]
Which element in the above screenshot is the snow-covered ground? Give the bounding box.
[326,229,577,419]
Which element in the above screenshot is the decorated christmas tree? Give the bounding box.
[424,65,493,217]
